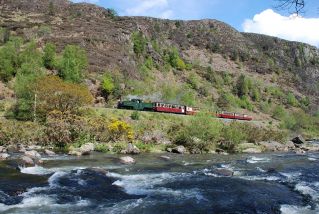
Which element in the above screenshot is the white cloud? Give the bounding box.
[243,9,319,47]
[125,0,173,19]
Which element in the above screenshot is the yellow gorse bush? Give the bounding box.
[107,119,134,142]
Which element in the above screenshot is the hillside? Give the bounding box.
[0,0,318,137]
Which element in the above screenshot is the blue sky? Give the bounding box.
[72,0,319,46]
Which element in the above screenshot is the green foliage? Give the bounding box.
[187,73,199,90]
[272,105,287,120]
[144,56,154,70]
[101,73,115,98]
[132,31,147,56]
[95,143,110,153]
[251,87,261,102]
[43,43,56,69]
[108,8,118,18]
[236,74,250,97]
[173,113,222,153]
[18,41,43,67]
[59,45,88,83]
[130,111,140,120]
[286,92,299,107]
[266,86,285,100]
[219,122,247,153]
[14,63,45,120]
[166,47,186,70]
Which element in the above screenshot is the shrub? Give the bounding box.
[286,92,299,107]
[272,105,286,120]
[236,74,250,97]
[107,119,134,142]
[44,111,88,148]
[219,122,247,153]
[166,47,186,70]
[130,111,140,120]
[59,45,88,83]
[173,113,222,153]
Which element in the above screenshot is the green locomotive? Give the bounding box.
[117,99,154,111]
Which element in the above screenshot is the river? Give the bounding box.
[0,151,318,214]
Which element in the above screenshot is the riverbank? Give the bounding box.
[0,136,318,167]
[1,152,319,213]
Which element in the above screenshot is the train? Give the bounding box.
[117,99,253,121]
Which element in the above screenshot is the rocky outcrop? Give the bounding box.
[121,143,140,154]
[119,156,135,164]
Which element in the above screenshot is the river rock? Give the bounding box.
[121,143,140,154]
[0,146,6,153]
[214,169,234,177]
[258,141,285,152]
[166,148,173,153]
[0,153,10,160]
[6,145,17,152]
[119,156,135,164]
[242,148,262,154]
[160,155,171,160]
[45,149,56,156]
[25,150,41,159]
[292,135,306,145]
[21,156,34,166]
[172,146,186,154]
[69,143,95,156]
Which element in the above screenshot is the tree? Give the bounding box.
[33,76,93,119]
[275,0,305,15]
[59,45,88,83]
[43,43,56,69]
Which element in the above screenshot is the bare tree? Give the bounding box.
[275,0,305,15]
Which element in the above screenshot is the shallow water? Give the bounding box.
[0,152,319,214]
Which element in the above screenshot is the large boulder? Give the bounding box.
[0,146,6,153]
[119,156,135,164]
[69,143,95,156]
[21,156,35,166]
[121,143,140,154]
[172,146,186,154]
[258,141,286,152]
[25,150,41,159]
[45,149,56,156]
[292,135,306,145]
[0,153,10,160]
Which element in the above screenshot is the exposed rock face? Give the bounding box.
[119,156,135,164]
[121,143,140,155]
